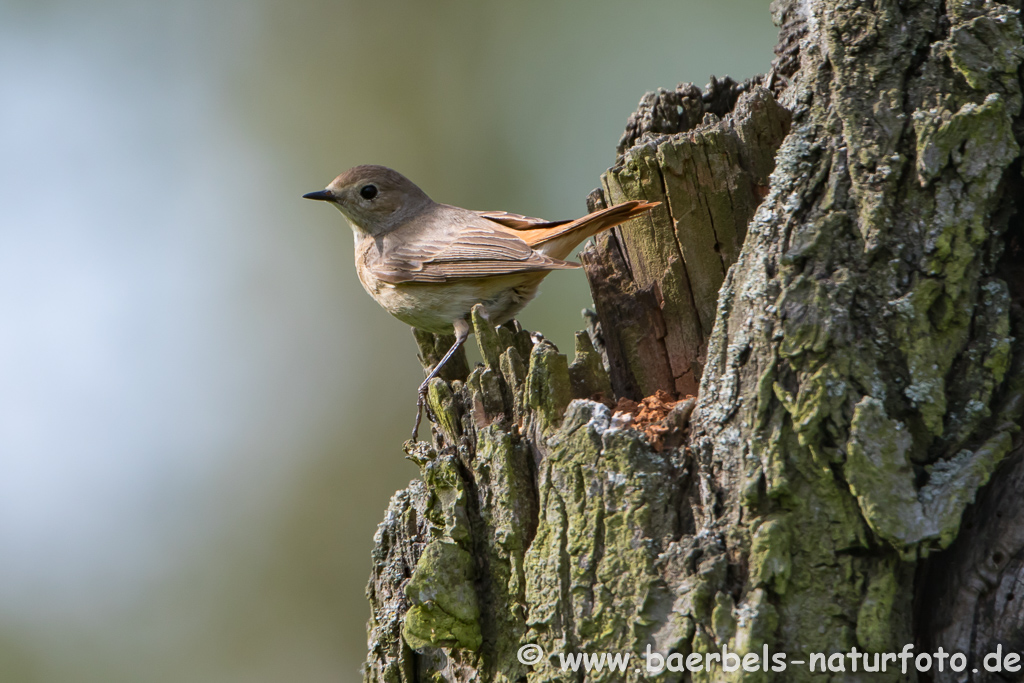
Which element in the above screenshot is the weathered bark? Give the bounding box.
[363,1,1024,681]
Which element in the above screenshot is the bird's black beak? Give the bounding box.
[303,189,335,201]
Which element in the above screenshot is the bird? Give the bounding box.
[303,165,657,440]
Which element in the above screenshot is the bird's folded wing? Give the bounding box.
[371,220,580,284]
[476,211,571,231]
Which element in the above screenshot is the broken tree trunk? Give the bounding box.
[363,1,1024,681]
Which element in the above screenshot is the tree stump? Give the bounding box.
[363,1,1024,681]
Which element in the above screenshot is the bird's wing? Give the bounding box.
[370,212,580,284]
[476,211,571,231]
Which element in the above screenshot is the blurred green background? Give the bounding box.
[0,1,775,681]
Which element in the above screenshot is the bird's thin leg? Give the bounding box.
[412,318,471,441]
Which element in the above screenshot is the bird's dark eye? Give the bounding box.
[360,184,378,200]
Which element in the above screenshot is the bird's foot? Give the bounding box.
[411,381,437,441]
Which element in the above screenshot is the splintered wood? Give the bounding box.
[612,390,696,451]
[582,78,790,400]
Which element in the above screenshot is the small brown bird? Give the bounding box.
[303,165,657,439]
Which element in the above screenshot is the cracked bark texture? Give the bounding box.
[363,1,1024,681]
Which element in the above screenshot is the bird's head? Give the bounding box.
[303,165,434,236]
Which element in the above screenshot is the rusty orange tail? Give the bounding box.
[492,200,659,260]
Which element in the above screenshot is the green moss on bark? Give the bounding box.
[403,541,483,652]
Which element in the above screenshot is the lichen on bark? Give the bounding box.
[685,0,1024,679]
